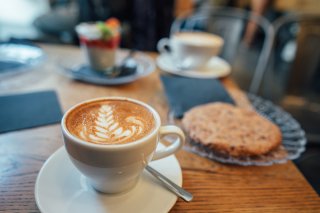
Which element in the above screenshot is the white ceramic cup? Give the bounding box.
[61,97,185,194]
[157,31,224,69]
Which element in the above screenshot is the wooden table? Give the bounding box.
[0,44,319,212]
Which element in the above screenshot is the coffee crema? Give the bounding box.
[174,32,223,46]
[66,100,155,145]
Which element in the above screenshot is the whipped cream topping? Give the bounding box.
[75,23,102,40]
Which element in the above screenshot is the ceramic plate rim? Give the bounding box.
[0,43,46,78]
[156,53,231,79]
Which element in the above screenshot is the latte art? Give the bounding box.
[80,105,146,144]
[66,100,155,145]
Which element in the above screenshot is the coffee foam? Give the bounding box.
[174,32,223,46]
[66,100,155,145]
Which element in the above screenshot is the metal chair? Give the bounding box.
[261,13,320,143]
[170,7,274,93]
[266,14,320,194]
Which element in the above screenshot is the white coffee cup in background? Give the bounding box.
[157,31,224,70]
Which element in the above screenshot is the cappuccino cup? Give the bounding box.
[61,97,185,194]
[157,31,224,69]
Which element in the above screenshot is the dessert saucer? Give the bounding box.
[35,144,182,213]
[157,53,231,79]
[58,50,155,85]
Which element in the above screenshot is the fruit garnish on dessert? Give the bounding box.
[76,18,121,48]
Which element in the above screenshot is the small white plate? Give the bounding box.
[157,54,231,79]
[35,144,182,213]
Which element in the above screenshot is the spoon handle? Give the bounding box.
[121,49,136,64]
[145,165,193,202]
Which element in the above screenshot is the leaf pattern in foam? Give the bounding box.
[80,104,145,144]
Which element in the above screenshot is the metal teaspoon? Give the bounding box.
[145,165,193,202]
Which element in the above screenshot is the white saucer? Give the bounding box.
[157,54,231,79]
[35,144,182,213]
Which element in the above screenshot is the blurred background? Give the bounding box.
[1,0,320,49]
[0,0,319,193]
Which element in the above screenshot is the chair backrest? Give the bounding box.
[170,7,274,93]
[262,13,320,142]
[261,14,320,100]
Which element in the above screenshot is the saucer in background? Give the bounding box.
[58,50,155,85]
[35,144,182,213]
[0,42,45,78]
[157,54,231,79]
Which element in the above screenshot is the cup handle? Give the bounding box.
[157,38,171,54]
[152,125,185,161]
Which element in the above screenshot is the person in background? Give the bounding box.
[243,0,272,45]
